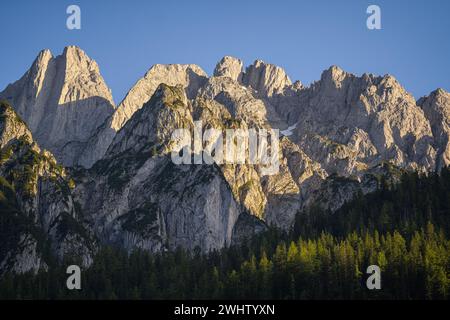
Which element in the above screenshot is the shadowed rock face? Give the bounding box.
[418,88,450,170]
[0,46,115,167]
[0,101,95,275]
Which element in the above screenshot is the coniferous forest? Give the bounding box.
[0,168,449,300]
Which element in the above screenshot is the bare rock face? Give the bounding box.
[197,75,269,128]
[111,64,207,131]
[274,66,437,176]
[214,56,244,82]
[73,85,243,253]
[302,163,404,213]
[107,84,192,157]
[193,76,304,227]
[418,88,450,170]
[0,46,116,167]
[242,60,292,97]
[76,63,208,168]
[0,101,33,148]
[0,101,95,275]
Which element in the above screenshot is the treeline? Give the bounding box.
[294,168,450,238]
[0,168,449,300]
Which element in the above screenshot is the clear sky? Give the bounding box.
[0,0,449,103]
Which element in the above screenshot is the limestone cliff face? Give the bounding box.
[0,46,115,167]
[242,60,292,97]
[0,101,94,275]
[193,75,301,226]
[76,63,208,168]
[274,66,437,176]
[1,48,449,275]
[214,56,244,82]
[418,89,450,170]
[111,64,208,131]
[72,85,242,253]
[107,84,193,156]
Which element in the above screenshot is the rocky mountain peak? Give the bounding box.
[106,84,192,157]
[317,65,351,91]
[424,88,449,101]
[0,101,33,148]
[242,59,292,96]
[2,46,450,274]
[58,46,114,104]
[321,65,347,80]
[30,49,53,76]
[418,88,450,169]
[62,45,90,61]
[274,65,438,175]
[0,47,115,167]
[213,56,244,82]
[110,63,207,131]
[152,82,188,106]
[75,63,208,168]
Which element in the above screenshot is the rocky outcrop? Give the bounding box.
[197,75,269,127]
[0,100,33,148]
[76,64,208,168]
[107,84,193,156]
[0,46,115,167]
[242,60,292,97]
[214,56,244,82]
[72,85,244,252]
[0,101,95,275]
[418,88,450,170]
[274,66,437,176]
[111,64,207,131]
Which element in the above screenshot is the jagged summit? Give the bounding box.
[112,63,206,130]
[0,100,94,274]
[2,46,448,174]
[1,46,450,274]
[0,100,33,148]
[418,87,450,169]
[214,56,244,82]
[0,46,115,167]
[242,59,292,96]
[425,87,449,98]
[107,84,192,156]
[321,65,346,78]
[74,63,208,168]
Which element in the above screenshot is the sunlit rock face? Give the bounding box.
[77,63,208,168]
[0,46,116,167]
[273,66,437,176]
[418,88,450,170]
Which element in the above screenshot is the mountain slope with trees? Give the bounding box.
[1,168,449,299]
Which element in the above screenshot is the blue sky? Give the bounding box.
[0,0,449,103]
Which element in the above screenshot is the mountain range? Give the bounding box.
[0,46,449,275]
